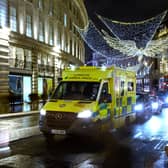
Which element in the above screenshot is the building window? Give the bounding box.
[24,49,32,69]
[38,53,42,64]
[49,23,54,45]
[47,55,53,66]
[64,13,67,27]
[10,6,17,32]
[38,0,43,9]
[26,15,32,37]
[39,20,44,42]
[0,0,7,28]
[16,47,24,68]
[9,46,16,67]
[27,0,33,3]
[69,19,72,30]
[42,54,47,65]
[57,28,62,49]
[48,0,53,16]
[70,38,72,54]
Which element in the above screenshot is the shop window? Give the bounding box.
[9,75,23,103]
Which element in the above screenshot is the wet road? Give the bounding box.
[1,109,168,168]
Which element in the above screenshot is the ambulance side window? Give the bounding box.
[99,83,111,103]
[128,82,134,91]
[120,81,125,96]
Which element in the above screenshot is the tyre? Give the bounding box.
[43,132,55,143]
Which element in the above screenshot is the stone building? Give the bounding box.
[0,0,88,113]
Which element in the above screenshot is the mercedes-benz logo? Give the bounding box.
[55,113,63,120]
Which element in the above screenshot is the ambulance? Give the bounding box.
[39,66,136,138]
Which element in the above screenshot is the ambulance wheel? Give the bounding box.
[125,116,131,126]
[94,119,103,140]
[124,116,132,135]
[43,132,54,143]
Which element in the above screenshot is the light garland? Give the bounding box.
[75,10,168,68]
[103,29,168,58]
[98,11,167,48]
[75,20,136,62]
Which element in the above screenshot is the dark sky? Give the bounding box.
[84,0,168,22]
[83,0,168,62]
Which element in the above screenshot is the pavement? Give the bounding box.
[0,103,42,149]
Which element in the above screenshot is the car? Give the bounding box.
[157,91,168,108]
[148,95,163,114]
[134,92,153,123]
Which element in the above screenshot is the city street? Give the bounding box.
[0,109,168,167]
[0,1,167,168]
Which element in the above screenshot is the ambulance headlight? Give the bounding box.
[165,96,168,103]
[134,104,143,111]
[40,109,46,116]
[77,110,92,118]
[152,102,159,109]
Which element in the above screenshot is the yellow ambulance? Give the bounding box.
[39,66,136,138]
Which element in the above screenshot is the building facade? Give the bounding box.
[0,0,88,113]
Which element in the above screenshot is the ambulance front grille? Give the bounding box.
[46,111,77,129]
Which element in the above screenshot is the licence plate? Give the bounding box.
[51,129,66,135]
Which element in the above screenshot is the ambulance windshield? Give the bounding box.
[51,81,100,101]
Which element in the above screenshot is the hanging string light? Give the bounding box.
[75,20,136,62]
[102,29,168,59]
[98,11,167,48]
[75,10,168,68]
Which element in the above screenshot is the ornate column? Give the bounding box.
[0,28,10,113]
[53,55,60,89]
[31,48,38,94]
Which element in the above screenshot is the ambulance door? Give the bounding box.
[114,77,122,117]
[114,77,125,128]
[98,81,112,128]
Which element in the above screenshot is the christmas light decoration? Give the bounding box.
[102,29,168,58]
[98,11,167,48]
[75,10,168,68]
[75,20,136,61]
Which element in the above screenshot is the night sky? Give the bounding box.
[83,0,168,63]
[84,0,168,22]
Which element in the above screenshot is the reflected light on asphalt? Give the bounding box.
[77,160,97,168]
[0,125,10,154]
[134,108,168,140]
[161,108,168,127]
[144,116,161,135]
